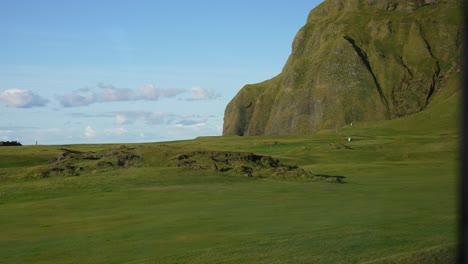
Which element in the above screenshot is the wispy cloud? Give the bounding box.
[59,93,94,107]
[0,129,14,141]
[57,84,220,106]
[188,86,220,100]
[111,111,215,129]
[84,125,97,138]
[0,89,48,108]
[115,114,130,125]
[113,111,174,125]
[175,115,209,127]
[172,120,222,139]
[58,84,186,107]
[66,112,109,118]
[65,110,191,126]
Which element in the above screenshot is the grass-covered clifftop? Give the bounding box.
[223,0,462,136]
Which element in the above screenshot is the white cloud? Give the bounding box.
[114,111,173,125]
[111,112,218,131]
[116,114,131,125]
[176,116,208,127]
[0,89,48,108]
[188,86,220,100]
[59,93,93,107]
[58,84,186,107]
[84,125,96,138]
[171,121,221,139]
[138,84,182,99]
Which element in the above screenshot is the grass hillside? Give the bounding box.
[0,96,459,263]
[223,0,462,136]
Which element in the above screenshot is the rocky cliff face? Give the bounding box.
[223,0,462,136]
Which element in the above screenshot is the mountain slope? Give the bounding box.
[223,0,463,136]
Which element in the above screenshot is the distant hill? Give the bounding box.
[223,0,463,136]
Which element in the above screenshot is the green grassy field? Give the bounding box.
[0,93,460,263]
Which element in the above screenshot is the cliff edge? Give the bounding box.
[223,0,462,136]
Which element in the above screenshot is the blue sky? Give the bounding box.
[0,0,322,145]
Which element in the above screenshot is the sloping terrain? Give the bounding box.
[223,0,462,136]
[0,101,459,262]
[0,1,461,262]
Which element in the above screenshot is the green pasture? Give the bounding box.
[0,95,460,263]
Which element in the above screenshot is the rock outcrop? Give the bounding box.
[223,0,462,136]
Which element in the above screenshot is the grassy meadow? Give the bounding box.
[0,94,460,263]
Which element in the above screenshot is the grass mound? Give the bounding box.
[29,145,142,178]
[172,150,345,183]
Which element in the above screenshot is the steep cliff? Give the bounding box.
[223,0,462,136]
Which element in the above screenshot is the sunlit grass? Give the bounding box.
[0,103,459,263]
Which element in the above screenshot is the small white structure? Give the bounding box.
[348,137,352,142]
